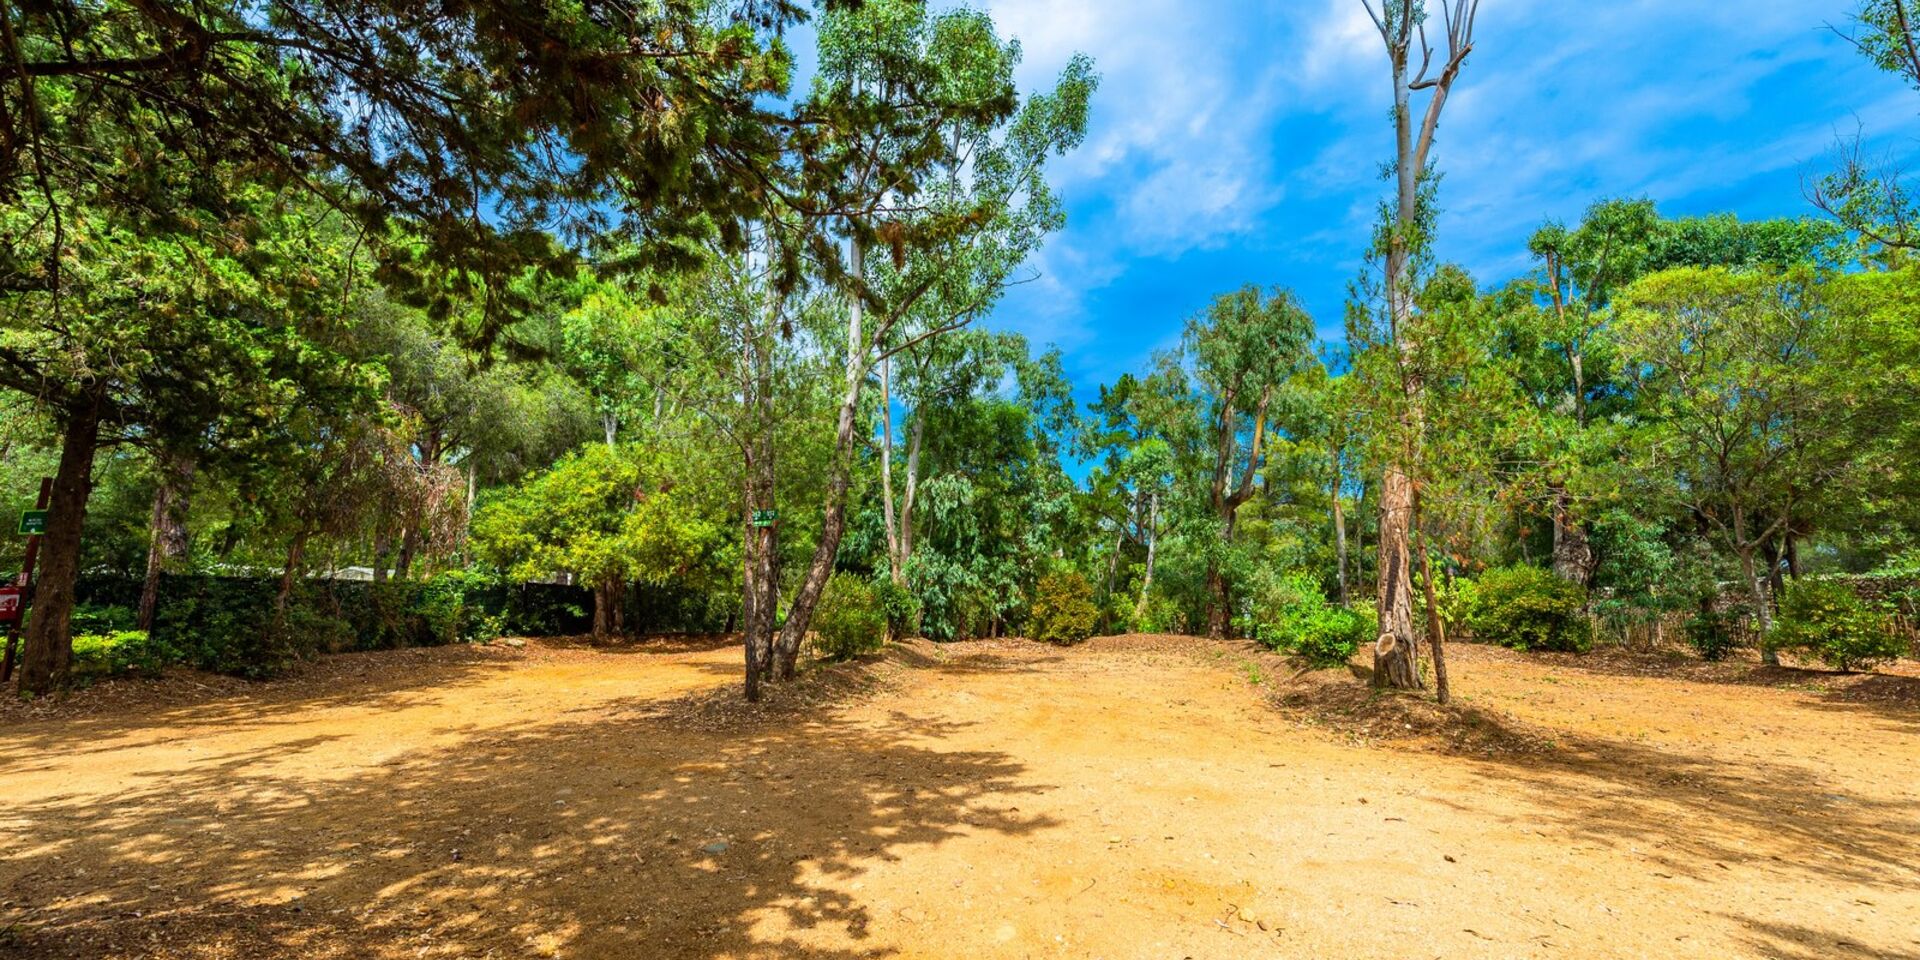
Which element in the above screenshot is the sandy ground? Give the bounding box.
[1,635,1916,960]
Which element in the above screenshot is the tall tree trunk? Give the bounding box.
[370,521,393,584]
[1205,536,1233,639]
[592,579,613,641]
[1365,0,1475,690]
[394,525,419,581]
[1134,491,1161,624]
[1414,487,1450,704]
[276,530,308,616]
[1549,483,1593,586]
[1206,389,1269,640]
[739,228,783,700]
[1740,546,1777,666]
[1332,487,1349,606]
[1735,505,1779,666]
[901,415,922,565]
[1373,465,1423,689]
[137,450,195,633]
[880,355,903,586]
[612,579,628,637]
[1763,537,1786,616]
[16,393,104,695]
[774,237,869,680]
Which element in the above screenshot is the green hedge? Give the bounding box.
[49,571,725,679]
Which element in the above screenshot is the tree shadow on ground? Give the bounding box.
[0,649,524,765]
[1725,914,1920,960]
[1482,642,1920,733]
[0,665,1057,959]
[1277,677,1920,892]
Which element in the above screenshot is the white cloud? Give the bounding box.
[984,0,1294,256]
[972,0,1920,382]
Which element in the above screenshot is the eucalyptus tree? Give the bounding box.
[1086,359,1209,629]
[891,346,1077,641]
[1352,265,1520,701]
[759,0,1095,683]
[877,329,1026,589]
[1184,286,1317,638]
[1355,0,1482,690]
[1840,0,1920,89]
[635,242,840,701]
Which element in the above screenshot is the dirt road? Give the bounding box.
[2,636,1916,959]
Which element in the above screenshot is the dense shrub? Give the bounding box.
[873,577,921,641]
[70,630,183,678]
[72,603,136,635]
[1683,609,1743,661]
[53,572,719,678]
[1467,565,1592,653]
[1029,572,1099,645]
[1412,574,1476,637]
[1245,571,1371,668]
[813,573,888,661]
[1772,580,1904,672]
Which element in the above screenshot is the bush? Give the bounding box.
[71,603,137,635]
[1467,565,1592,653]
[874,577,921,641]
[70,630,183,677]
[813,573,887,661]
[418,570,504,645]
[1289,602,1374,669]
[1029,572,1099,645]
[1245,571,1371,668]
[1772,580,1904,672]
[1412,574,1476,638]
[1683,609,1742,661]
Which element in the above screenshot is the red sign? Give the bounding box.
[0,586,19,624]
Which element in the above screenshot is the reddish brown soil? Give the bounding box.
[1,635,1916,959]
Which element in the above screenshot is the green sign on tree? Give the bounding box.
[18,509,48,536]
[751,510,778,528]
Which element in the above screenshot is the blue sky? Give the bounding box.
[963,0,1919,392]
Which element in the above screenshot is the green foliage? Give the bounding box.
[1684,610,1744,662]
[419,571,506,646]
[1412,573,1477,637]
[360,571,505,649]
[1467,565,1592,653]
[471,444,724,594]
[71,603,136,635]
[1244,571,1371,669]
[813,574,887,662]
[873,578,921,641]
[1029,572,1099,645]
[1773,580,1905,672]
[70,630,182,678]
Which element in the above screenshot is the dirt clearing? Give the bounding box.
[2,636,1916,959]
